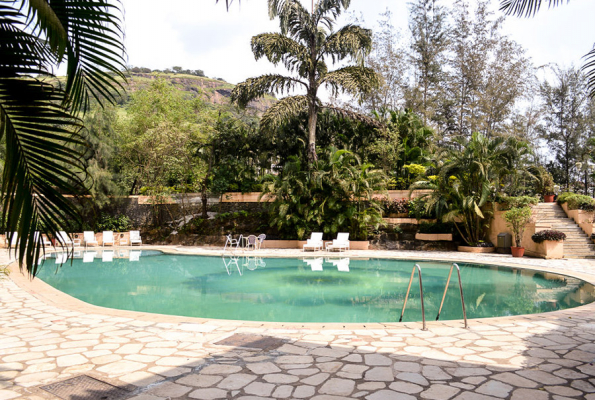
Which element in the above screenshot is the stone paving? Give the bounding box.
[2,247,595,399]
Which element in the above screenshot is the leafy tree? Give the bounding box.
[231,0,379,162]
[262,148,386,240]
[538,66,588,190]
[500,0,595,98]
[0,0,126,272]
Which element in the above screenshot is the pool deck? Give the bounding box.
[2,246,595,400]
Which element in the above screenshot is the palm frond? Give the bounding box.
[321,66,379,98]
[0,78,87,276]
[231,74,307,109]
[251,33,309,72]
[583,45,595,98]
[322,24,373,64]
[26,1,127,113]
[268,0,312,39]
[499,0,567,17]
[260,95,309,132]
[322,104,384,128]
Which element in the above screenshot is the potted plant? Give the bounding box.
[537,169,556,202]
[531,230,566,259]
[503,206,533,257]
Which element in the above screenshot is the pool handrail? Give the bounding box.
[436,262,468,329]
[399,263,427,331]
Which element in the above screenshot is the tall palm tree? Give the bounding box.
[231,0,379,162]
[500,0,595,98]
[1,0,126,274]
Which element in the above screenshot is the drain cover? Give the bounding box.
[41,375,129,400]
[214,334,285,350]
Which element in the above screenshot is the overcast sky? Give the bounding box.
[123,0,594,84]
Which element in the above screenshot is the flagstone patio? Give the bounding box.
[2,247,595,400]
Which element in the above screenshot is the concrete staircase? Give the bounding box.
[532,203,595,259]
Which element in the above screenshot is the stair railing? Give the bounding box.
[436,262,468,329]
[399,263,427,331]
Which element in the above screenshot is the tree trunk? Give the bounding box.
[307,102,318,163]
[201,187,208,219]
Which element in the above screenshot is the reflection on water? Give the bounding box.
[36,254,595,323]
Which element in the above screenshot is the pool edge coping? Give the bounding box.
[7,245,595,331]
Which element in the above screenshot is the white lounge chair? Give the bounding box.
[83,251,96,263]
[326,232,350,252]
[57,231,73,248]
[55,252,69,264]
[102,250,114,262]
[102,231,115,246]
[303,232,324,252]
[304,257,324,271]
[224,234,242,252]
[84,231,98,248]
[129,250,141,261]
[34,232,52,247]
[130,231,142,246]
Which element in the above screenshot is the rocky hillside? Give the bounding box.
[123,72,276,114]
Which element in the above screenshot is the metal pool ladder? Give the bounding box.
[399,263,427,331]
[436,263,468,329]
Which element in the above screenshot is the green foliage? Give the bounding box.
[261,148,386,240]
[557,192,575,204]
[382,199,409,215]
[565,194,595,211]
[403,164,426,176]
[418,222,453,234]
[499,196,540,210]
[96,214,132,232]
[408,197,435,220]
[393,225,404,234]
[504,206,532,247]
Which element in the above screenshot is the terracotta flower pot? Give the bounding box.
[544,194,555,203]
[511,246,525,257]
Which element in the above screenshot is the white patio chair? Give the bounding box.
[245,235,258,251]
[130,230,142,246]
[55,252,69,264]
[102,231,115,247]
[303,232,323,252]
[257,234,266,249]
[102,250,114,262]
[56,231,73,248]
[84,231,98,248]
[304,257,324,271]
[326,232,350,252]
[83,251,96,263]
[223,234,242,252]
[328,257,350,272]
[129,250,141,261]
[34,232,52,247]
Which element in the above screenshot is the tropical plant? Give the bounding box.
[231,0,379,162]
[1,0,126,273]
[504,206,532,248]
[261,148,386,240]
[531,230,566,244]
[411,132,511,245]
[500,0,595,98]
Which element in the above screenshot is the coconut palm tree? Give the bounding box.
[1,0,126,274]
[231,0,379,162]
[500,0,595,98]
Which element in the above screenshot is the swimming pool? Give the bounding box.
[36,250,595,323]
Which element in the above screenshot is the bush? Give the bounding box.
[499,196,539,210]
[96,213,132,232]
[409,197,435,219]
[418,222,454,234]
[383,199,409,215]
[531,230,567,243]
[557,192,575,205]
[566,194,595,211]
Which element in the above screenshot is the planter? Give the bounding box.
[511,246,525,257]
[415,233,453,241]
[535,240,563,259]
[544,194,555,203]
[457,246,495,253]
[387,213,409,218]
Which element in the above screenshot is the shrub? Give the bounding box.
[504,207,532,247]
[566,194,595,211]
[498,195,539,210]
[409,197,435,219]
[418,222,454,234]
[96,213,132,232]
[557,192,575,205]
[383,199,409,215]
[531,230,567,243]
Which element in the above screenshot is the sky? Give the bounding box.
[123,0,594,85]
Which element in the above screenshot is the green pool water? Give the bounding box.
[36,251,595,323]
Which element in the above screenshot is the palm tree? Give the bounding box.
[1,1,126,274]
[231,0,379,162]
[500,0,595,98]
